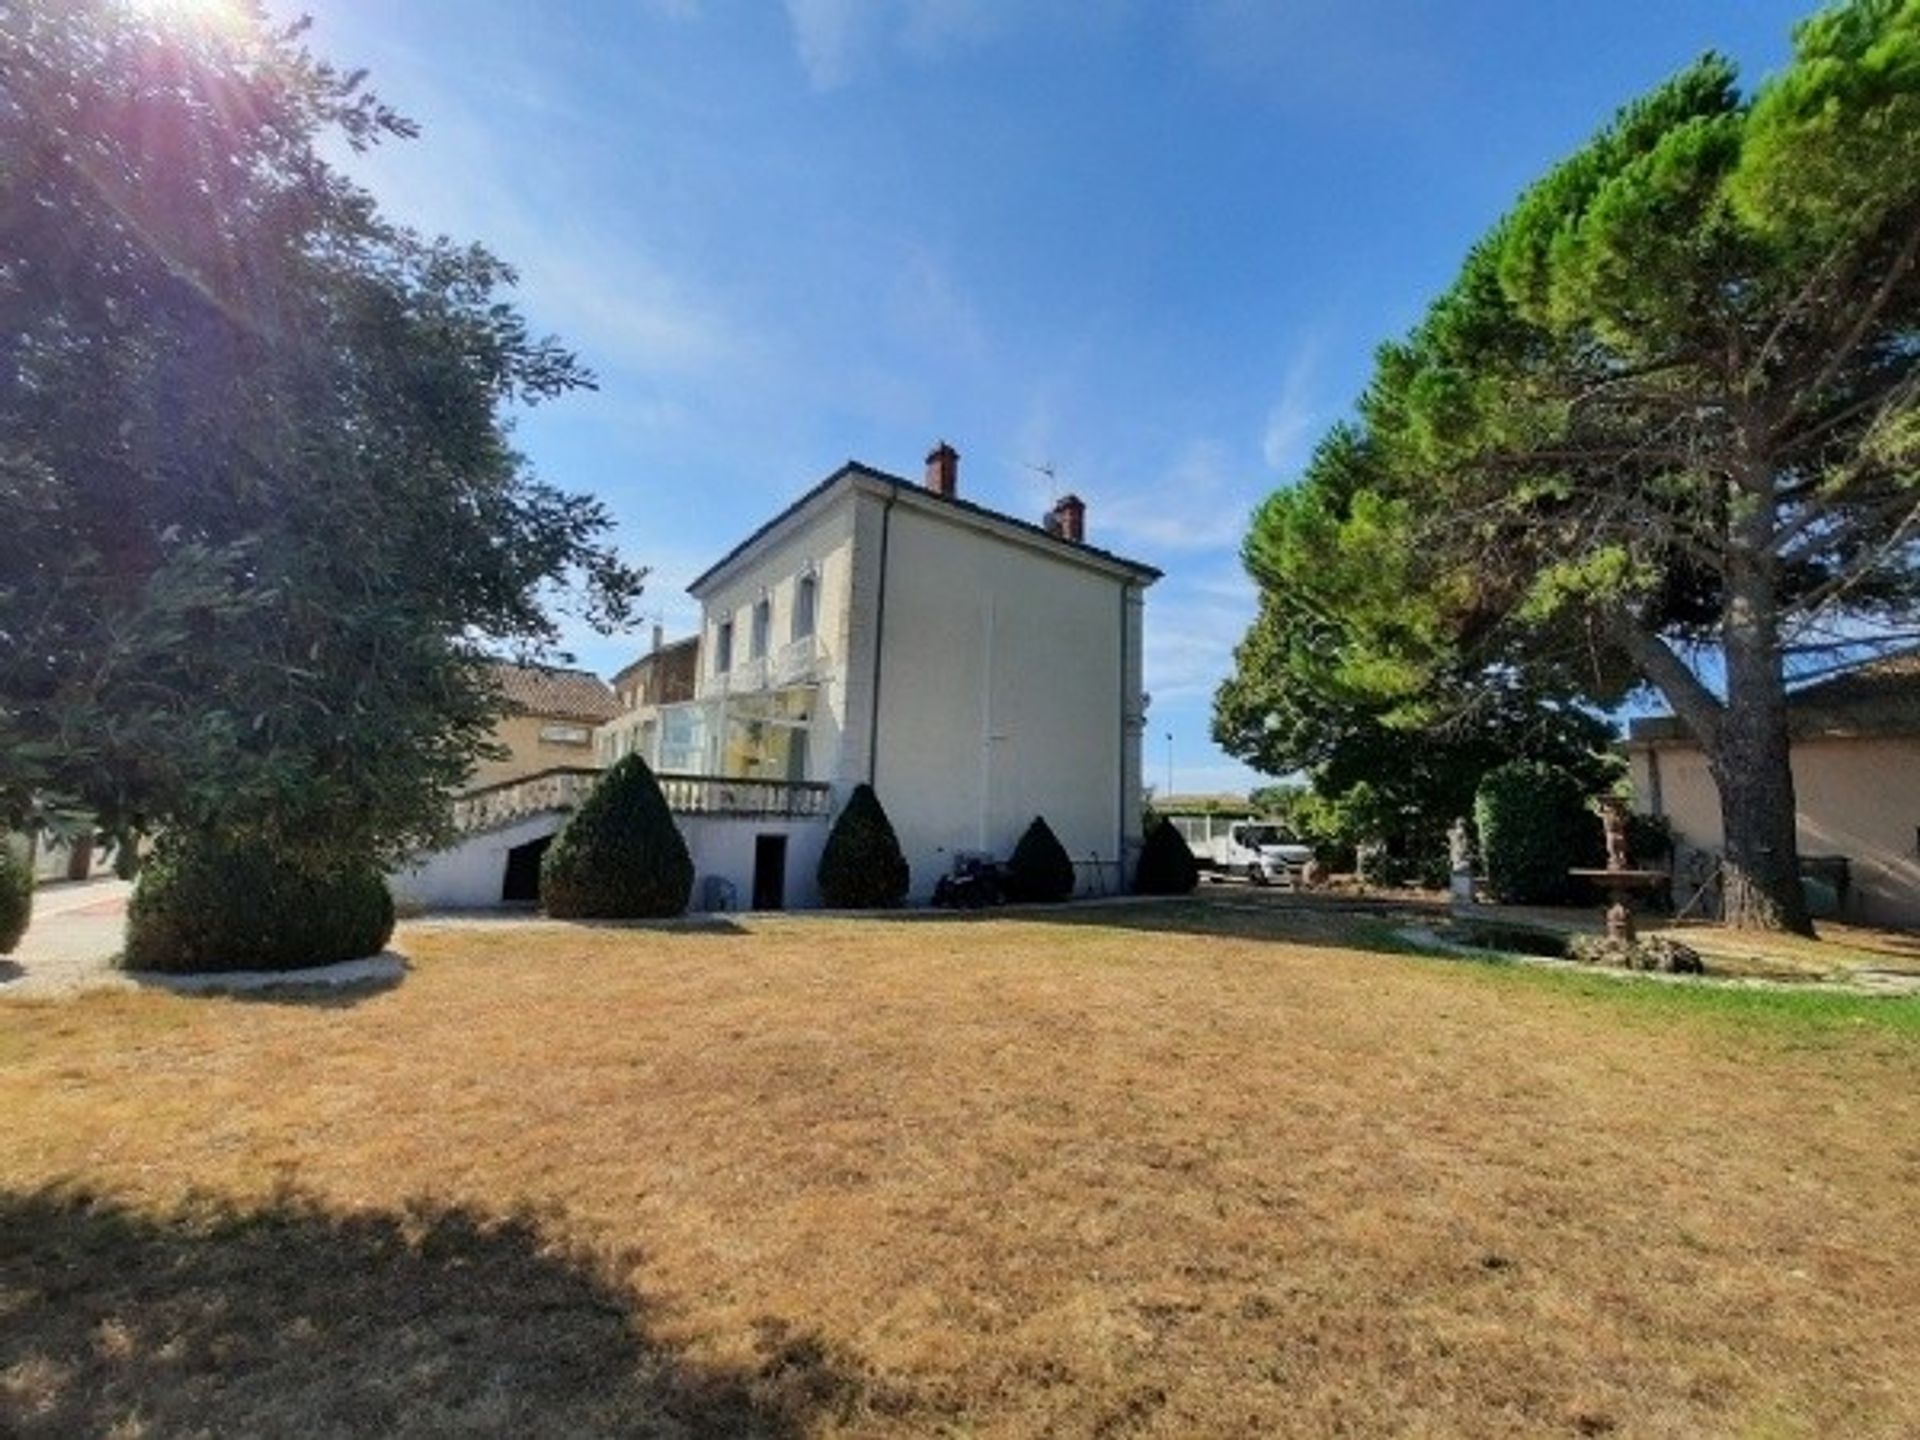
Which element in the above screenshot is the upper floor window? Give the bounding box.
[750,596,771,660]
[715,619,733,673]
[792,573,817,641]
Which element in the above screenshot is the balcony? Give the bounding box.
[656,772,832,819]
[770,633,824,687]
[450,765,832,835]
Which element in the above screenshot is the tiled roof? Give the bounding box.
[1627,649,1920,744]
[485,662,620,723]
[687,460,1163,595]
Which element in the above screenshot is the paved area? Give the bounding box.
[2,877,132,999]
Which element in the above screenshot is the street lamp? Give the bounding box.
[1164,731,1174,798]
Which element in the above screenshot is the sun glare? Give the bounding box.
[128,0,246,32]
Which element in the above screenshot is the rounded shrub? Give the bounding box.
[1134,818,1199,896]
[1473,760,1598,905]
[817,783,909,909]
[1,834,33,955]
[541,754,693,918]
[1006,815,1075,904]
[124,835,395,973]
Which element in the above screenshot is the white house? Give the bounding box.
[394,443,1159,911]
[615,442,1160,909]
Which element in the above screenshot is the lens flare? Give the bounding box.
[127,0,247,32]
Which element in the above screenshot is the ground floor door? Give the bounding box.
[752,834,787,911]
[502,836,551,903]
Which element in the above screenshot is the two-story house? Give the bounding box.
[610,443,1160,909]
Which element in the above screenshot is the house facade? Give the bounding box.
[610,443,1160,909]
[1626,653,1920,928]
[468,662,621,790]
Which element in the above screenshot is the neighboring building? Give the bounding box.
[599,627,699,767]
[1625,652,1920,927]
[469,661,621,790]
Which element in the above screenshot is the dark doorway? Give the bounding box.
[752,834,788,911]
[502,835,552,904]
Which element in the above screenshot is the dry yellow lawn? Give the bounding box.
[3,901,1919,1438]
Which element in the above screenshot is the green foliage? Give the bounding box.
[816,783,909,909]
[1226,1,1920,931]
[123,834,394,974]
[540,757,693,919]
[0,835,32,955]
[0,2,644,860]
[1474,762,1602,905]
[1006,816,1075,904]
[1133,820,1199,896]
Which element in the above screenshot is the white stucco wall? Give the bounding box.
[866,500,1137,901]
[390,811,565,910]
[680,815,830,912]
[693,499,858,781]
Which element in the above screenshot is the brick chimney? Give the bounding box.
[1045,493,1085,544]
[925,441,958,497]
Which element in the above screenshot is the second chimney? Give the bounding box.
[925,441,958,497]
[1045,493,1086,544]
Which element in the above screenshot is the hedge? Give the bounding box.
[541,755,693,918]
[1006,815,1075,903]
[1134,818,1199,896]
[124,835,394,973]
[0,835,32,955]
[1472,760,1599,905]
[817,783,909,908]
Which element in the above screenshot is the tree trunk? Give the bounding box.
[1711,543,1814,935]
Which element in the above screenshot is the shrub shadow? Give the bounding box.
[0,1186,872,1438]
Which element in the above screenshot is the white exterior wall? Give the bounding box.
[694,501,858,780]
[867,500,1136,901]
[680,815,830,912]
[390,812,564,910]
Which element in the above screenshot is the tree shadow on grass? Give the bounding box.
[0,1186,876,1438]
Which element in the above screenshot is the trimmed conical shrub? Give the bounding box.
[1006,815,1075,903]
[1134,818,1199,895]
[817,783,909,908]
[0,834,32,955]
[124,834,394,973]
[541,755,693,918]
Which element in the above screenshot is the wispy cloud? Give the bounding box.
[888,249,989,363]
[1093,441,1256,553]
[783,0,1007,90]
[1260,346,1321,475]
[1141,563,1257,705]
[784,0,866,90]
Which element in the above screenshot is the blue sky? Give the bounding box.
[283,0,1807,795]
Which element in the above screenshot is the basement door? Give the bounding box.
[752,834,787,911]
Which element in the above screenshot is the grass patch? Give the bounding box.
[3,901,1918,1436]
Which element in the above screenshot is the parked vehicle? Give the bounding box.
[932,854,1009,909]
[1205,821,1313,885]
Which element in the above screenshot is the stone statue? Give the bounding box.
[1448,817,1473,875]
[1447,817,1475,911]
[1600,796,1630,872]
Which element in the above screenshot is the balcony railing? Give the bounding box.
[452,766,601,834]
[656,772,833,819]
[770,633,824,687]
[451,765,831,834]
